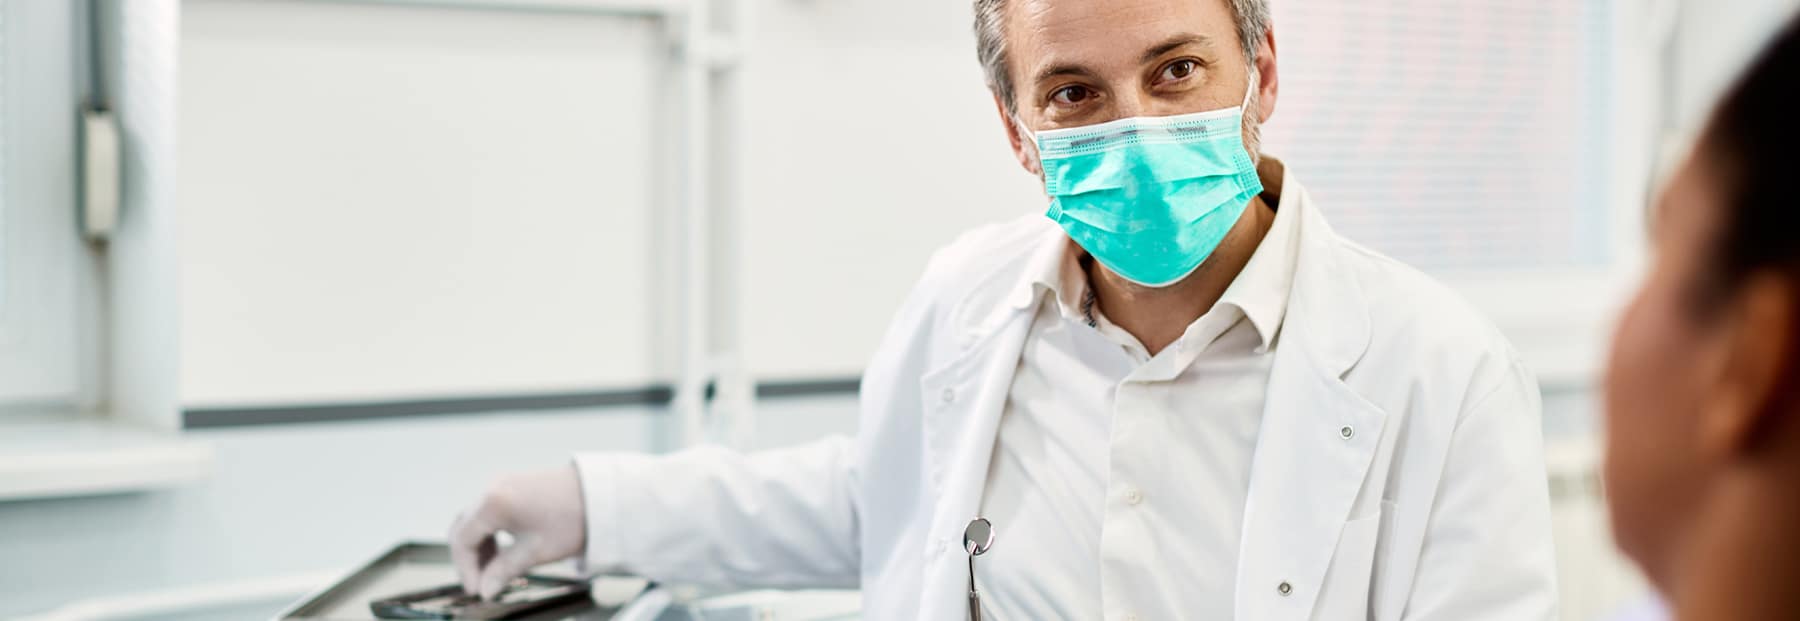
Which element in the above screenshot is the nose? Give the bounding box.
[1113,90,1149,121]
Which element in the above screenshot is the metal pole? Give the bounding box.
[672,0,714,447]
[714,0,756,450]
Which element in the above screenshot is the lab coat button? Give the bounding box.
[1122,614,1139,621]
[941,388,956,404]
[1340,426,1355,440]
[1124,487,1144,506]
[1277,581,1293,596]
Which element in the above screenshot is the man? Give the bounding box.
[1603,14,1800,621]
[451,0,1558,618]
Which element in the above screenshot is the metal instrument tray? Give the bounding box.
[275,542,639,621]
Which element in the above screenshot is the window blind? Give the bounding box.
[1261,0,1616,271]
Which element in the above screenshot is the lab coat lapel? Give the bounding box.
[1234,189,1388,620]
[914,244,1048,619]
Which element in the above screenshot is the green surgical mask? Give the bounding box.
[1025,85,1263,288]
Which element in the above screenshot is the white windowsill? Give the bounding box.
[0,417,213,501]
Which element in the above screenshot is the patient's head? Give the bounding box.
[1603,14,1800,593]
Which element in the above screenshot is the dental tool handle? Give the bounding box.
[967,554,982,621]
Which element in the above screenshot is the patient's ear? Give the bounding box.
[1697,273,1799,459]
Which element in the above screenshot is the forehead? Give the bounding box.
[1005,0,1240,61]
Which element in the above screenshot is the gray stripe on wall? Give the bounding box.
[755,378,862,398]
[182,378,862,429]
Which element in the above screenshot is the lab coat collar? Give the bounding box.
[1222,157,1302,352]
[1278,162,1373,376]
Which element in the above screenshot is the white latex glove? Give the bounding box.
[449,464,588,600]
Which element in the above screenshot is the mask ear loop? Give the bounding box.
[1239,67,1265,169]
[1239,68,1259,114]
[1010,114,1044,172]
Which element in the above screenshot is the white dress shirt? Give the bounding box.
[977,196,1301,621]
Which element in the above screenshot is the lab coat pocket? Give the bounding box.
[1313,507,1383,621]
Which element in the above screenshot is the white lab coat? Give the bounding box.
[578,170,1558,620]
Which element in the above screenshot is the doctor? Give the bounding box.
[451,0,1558,618]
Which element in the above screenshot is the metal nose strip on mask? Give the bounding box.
[1057,122,1238,153]
[1084,123,1213,141]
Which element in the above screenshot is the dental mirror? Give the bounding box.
[963,518,994,621]
[964,518,994,556]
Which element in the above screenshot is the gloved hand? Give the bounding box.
[449,464,588,600]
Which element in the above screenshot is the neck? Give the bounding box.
[1671,458,1800,620]
[1089,194,1276,356]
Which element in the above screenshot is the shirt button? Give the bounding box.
[941,388,956,404]
[1124,487,1144,506]
[1340,426,1355,440]
[1277,581,1293,596]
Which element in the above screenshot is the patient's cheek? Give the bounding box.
[1601,267,1701,582]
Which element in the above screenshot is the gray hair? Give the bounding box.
[975,0,1272,115]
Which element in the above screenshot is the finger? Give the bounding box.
[449,510,498,595]
[448,512,481,594]
[477,539,542,601]
[478,536,498,569]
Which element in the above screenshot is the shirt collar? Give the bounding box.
[1019,157,1302,351]
[1024,237,1096,327]
[1217,157,1300,351]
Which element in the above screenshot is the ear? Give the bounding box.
[1698,273,1799,459]
[1252,22,1280,125]
[994,93,1042,176]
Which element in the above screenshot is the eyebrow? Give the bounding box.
[1031,33,1218,86]
[1141,33,1215,64]
[1034,63,1099,86]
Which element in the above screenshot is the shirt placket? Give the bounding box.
[1100,371,1160,621]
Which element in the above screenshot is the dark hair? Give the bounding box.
[1702,14,1800,302]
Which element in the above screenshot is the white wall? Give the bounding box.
[735,0,1042,381]
[0,0,91,408]
[178,0,1040,409]
[1670,0,1800,131]
[179,0,674,408]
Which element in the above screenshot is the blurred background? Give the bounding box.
[0,0,1796,618]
